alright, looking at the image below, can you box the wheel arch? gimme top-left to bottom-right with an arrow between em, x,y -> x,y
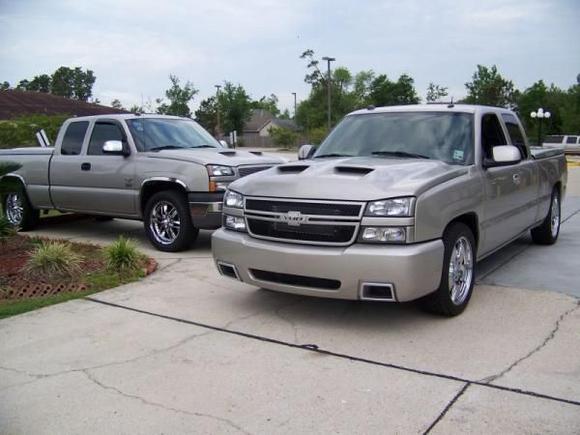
444,212 -> 479,249
140,178 -> 188,215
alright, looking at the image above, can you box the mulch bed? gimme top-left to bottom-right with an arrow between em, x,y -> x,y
0,236 -> 156,303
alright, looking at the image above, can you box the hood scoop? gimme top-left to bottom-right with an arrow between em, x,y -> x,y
219,150 -> 237,156
278,165 -> 309,173
249,151 -> 263,156
335,166 -> 374,175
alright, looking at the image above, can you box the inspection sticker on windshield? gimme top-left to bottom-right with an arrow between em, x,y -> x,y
453,150 -> 464,161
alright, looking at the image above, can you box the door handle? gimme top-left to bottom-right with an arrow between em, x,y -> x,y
512,173 -> 521,185
81,162 -> 91,171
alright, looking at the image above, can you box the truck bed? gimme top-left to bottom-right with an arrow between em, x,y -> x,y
530,146 -> 564,160
0,147 -> 54,156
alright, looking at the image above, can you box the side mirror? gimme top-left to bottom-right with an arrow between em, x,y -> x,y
102,140 -> 129,156
219,140 -> 230,148
298,144 -> 316,160
484,145 -> 521,168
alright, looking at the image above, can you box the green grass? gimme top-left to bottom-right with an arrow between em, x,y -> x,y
0,268 -> 144,320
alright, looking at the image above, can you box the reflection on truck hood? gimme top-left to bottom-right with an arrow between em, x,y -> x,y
143,148 -> 286,166
230,157 -> 469,201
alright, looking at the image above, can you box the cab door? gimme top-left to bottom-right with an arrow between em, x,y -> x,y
479,113 -> 533,254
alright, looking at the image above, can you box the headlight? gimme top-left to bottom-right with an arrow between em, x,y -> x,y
224,215 -> 247,232
224,190 -> 244,208
207,165 -> 235,177
365,197 -> 413,217
359,227 -> 406,243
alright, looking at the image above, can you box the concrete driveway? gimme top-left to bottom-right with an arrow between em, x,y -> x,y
1,169 -> 579,434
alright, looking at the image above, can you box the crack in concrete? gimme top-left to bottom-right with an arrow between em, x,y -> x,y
423,382 -> 470,434
480,300 -> 580,384
81,370 -> 252,434
273,301 -> 304,345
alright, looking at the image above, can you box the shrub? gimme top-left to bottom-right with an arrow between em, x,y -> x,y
24,241 -> 83,278
307,126 -> 329,145
0,114 -> 68,149
269,126 -> 299,148
104,237 -> 143,272
0,216 -> 17,242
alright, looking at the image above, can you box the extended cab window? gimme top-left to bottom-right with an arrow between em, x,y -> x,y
501,113 -> 528,158
61,121 -> 89,155
88,122 -> 125,155
566,136 -> 578,144
481,114 -> 508,160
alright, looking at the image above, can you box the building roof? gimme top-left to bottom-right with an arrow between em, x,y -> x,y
244,109 -> 275,132
0,89 -> 129,120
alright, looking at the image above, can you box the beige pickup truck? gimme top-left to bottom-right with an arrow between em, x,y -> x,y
212,104 -> 567,316
0,114 -> 284,251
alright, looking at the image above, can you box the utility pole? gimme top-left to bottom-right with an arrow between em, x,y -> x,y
214,84 -> 221,138
292,92 -> 297,119
321,56 -> 335,130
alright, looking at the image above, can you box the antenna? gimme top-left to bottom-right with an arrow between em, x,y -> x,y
447,97 -> 454,108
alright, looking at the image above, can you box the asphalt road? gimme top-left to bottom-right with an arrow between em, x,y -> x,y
1,166 -> 579,434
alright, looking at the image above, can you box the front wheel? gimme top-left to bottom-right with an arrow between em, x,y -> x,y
420,223 -> 476,317
531,188 -> 560,245
144,190 -> 198,252
2,189 -> 39,231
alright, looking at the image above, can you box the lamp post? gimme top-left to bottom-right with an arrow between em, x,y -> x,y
321,56 -> 335,130
214,84 -> 221,138
530,107 -> 551,146
291,92 -> 297,119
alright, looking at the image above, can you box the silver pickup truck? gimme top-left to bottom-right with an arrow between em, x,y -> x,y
212,104 -> 567,316
0,114 -> 284,251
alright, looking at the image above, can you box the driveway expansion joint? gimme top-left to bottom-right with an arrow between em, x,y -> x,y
423,382 -> 471,435
83,296 -> 580,408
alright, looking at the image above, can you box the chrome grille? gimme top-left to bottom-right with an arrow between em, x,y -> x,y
238,165 -> 272,178
244,198 -> 363,246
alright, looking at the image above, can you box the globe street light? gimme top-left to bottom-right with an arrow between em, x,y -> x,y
530,107 -> 551,146
321,56 -> 335,131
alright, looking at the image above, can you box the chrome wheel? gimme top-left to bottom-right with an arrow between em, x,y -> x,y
448,236 -> 473,305
5,193 -> 24,226
149,201 -> 181,245
550,194 -> 560,239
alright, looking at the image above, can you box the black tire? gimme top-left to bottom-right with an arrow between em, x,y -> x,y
531,188 -> 560,245
144,190 -> 198,252
420,222 -> 476,317
2,186 -> 39,231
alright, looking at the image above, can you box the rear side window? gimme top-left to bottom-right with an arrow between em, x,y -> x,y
481,114 -> 507,160
88,122 -> 125,155
501,113 -> 528,158
566,136 -> 577,144
61,121 -> 89,155
544,135 -> 564,144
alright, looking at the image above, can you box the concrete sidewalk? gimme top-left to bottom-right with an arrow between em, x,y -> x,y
1,170 -> 579,433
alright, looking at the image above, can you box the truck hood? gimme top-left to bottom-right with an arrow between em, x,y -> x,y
230,157 -> 469,201
143,148 -> 286,166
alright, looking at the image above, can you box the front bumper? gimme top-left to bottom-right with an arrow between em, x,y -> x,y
211,228 -> 445,302
188,192 -> 223,229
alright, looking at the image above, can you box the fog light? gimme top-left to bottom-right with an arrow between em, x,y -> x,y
360,226 -> 406,243
225,215 -> 246,232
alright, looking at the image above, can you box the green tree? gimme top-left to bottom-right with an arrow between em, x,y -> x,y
426,82 -> 448,102
194,96 -> 218,134
50,66 -> 96,101
368,74 -> 420,106
128,104 -> 144,113
269,126 -> 298,148
156,75 -> 198,117
0,81 -> 9,91
217,82 -> 252,134
279,108 -> 291,120
16,79 -> 30,90
250,94 -> 280,116
27,74 -> 51,93
463,65 -> 517,108
111,99 -> 124,110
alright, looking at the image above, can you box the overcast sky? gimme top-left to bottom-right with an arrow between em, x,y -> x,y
1,0 -> 579,113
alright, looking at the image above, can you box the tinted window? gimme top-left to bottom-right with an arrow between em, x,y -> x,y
313,112 -> 475,165
544,135 -> 564,144
481,114 -> 507,160
61,121 -> 89,155
501,113 -> 527,157
88,122 -> 125,155
566,136 -> 577,144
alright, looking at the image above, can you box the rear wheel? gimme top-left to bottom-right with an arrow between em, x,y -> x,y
144,190 -> 198,252
421,222 -> 476,317
2,189 -> 39,231
531,187 -> 560,245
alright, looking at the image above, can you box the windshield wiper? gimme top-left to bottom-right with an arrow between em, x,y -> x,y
314,153 -> 354,159
148,145 -> 185,152
371,150 -> 431,159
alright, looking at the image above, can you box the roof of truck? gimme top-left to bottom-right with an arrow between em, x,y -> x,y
63,113 -> 190,122
348,104 -> 515,116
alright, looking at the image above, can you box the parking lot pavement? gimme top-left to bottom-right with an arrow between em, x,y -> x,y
1,169 -> 579,433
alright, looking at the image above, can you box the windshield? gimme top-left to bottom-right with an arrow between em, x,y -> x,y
126,118 -> 221,152
314,112 -> 475,165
